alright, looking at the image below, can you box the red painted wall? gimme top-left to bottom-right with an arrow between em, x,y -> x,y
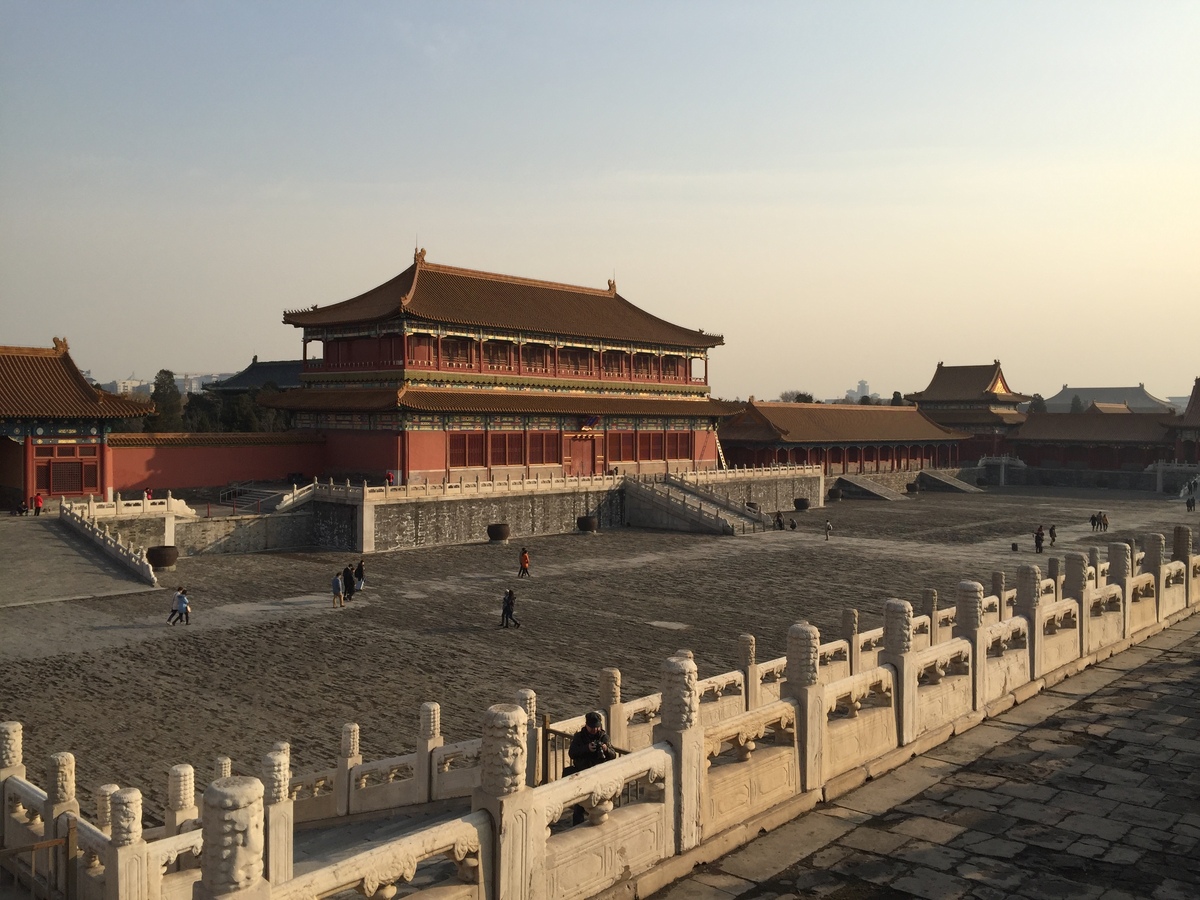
321,430 -> 401,478
111,442 -> 326,492
406,431 -> 447,476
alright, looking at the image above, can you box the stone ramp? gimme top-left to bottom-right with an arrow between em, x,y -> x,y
0,516 -> 158,607
664,475 -> 773,533
919,469 -> 984,493
623,478 -> 736,535
835,475 -> 911,501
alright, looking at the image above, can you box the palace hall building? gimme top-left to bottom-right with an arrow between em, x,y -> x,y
905,360 -> 1030,460
263,251 -> 740,484
0,339 -> 152,504
719,401 -> 966,474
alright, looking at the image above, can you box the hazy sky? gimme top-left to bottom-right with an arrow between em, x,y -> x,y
2,2 -> 1198,402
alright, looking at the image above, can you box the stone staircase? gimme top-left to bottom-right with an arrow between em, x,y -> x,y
623,478 -> 737,534
834,475 -> 911,501
663,474 -> 773,532
918,470 -> 985,493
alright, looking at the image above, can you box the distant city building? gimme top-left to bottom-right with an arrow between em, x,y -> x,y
827,379 -> 880,405
1043,384 -> 1176,414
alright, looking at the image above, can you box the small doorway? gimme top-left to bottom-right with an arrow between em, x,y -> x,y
568,438 -> 595,476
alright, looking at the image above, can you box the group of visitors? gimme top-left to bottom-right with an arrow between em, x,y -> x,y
499,547 -> 531,627
9,492 -> 43,516
1090,511 -> 1110,532
1032,524 -> 1057,553
331,560 -> 366,607
771,512 -> 799,531
167,588 -> 191,625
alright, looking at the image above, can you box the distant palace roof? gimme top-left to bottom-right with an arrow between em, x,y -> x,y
0,339 -> 153,420
260,386 -> 741,418
719,402 -> 967,445
905,361 -> 1031,405
206,357 -> 304,394
1009,412 -> 1175,445
282,250 -> 723,349
1043,384 -> 1176,414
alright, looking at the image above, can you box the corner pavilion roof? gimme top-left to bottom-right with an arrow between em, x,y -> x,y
719,401 -> 967,445
281,251 -> 723,349
0,339 -> 153,420
1180,378 -> 1200,428
905,361 -> 1031,405
260,386 -> 741,418
1042,384 -> 1176,414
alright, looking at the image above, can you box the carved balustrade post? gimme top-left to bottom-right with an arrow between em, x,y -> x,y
516,689 -> 541,788
215,756 -> 232,782
880,599 -> 917,745
955,581 -> 986,712
416,702 -> 443,802
739,634 -> 761,710
1108,543 -> 1134,639
1175,526 -> 1198,609
105,788 -> 147,900
44,750 -> 80,888
165,764 -> 198,837
195,777 -> 269,900
1016,565 -> 1045,679
96,784 -> 119,833
471,704 -> 540,900
0,723 -> 24,854
1048,557 -> 1062,602
784,622 -> 823,793
922,589 -> 939,645
841,611 -> 860,675
335,723 -> 361,817
262,750 -> 293,886
1064,553 -> 1091,657
599,668 -> 626,751
1143,533 -> 1167,623
659,654 -> 702,853
991,572 -> 1009,621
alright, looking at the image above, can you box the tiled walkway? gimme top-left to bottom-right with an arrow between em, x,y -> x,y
656,613 -> 1200,900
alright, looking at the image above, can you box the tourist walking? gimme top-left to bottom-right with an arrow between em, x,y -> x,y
1049,524 -> 1057,547
354,559 -> 365,591
825,520 -> 833,541
1034,525 -> 1045,554
33,492 -> 43,516
1101,512 -> 1109,532
518,548 -> 530,577
774,512 -> 784,531
342,565 -> 356,602
1090,513 -> 1098,532
167,587 -> 185,624
385,470 -> 394,487
499,589 -> 520,628
331,572 -> 344,608
565,711 -> 617,823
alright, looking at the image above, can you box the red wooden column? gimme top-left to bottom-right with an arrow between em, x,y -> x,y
100,440 -> 114,500
22,436 -> 35,504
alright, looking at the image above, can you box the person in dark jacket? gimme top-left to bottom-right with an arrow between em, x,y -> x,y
342,565 -> 355,602
500,589 -> 520,628
566,711 -> 617,824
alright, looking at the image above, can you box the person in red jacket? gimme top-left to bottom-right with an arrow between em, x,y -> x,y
33,492 -> 44,516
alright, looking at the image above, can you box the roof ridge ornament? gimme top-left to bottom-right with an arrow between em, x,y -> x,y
608,278 -> 616,293
415,247 -> 427,264
53,336 -> 69,353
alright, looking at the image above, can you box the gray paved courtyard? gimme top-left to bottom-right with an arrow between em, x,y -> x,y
1,487 -> 1197,843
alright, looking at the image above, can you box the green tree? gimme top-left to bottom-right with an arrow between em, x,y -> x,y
1069,394 -> 1084,414
1029,393 -> 1047,414
182,391 -> 223,432
144,370 -> 183,432
890,391 -> 904,406
778,390 -> 814,403
858,394 -> 875,405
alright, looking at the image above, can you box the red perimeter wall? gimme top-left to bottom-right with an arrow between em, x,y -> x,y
321,430 -> 401,478
111,442 -> 326,492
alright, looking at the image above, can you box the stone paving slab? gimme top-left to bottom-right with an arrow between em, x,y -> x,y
652,613 -> 1200,899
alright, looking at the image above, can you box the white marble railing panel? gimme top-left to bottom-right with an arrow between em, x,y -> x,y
1086,586 -> 1125,654
350,754 -> 419,814
1160,561 -> 1188,618
274,810 -> 489,900
978,618 -> 1030,705
146,829 -> 204,900
1128,573 -> 1158,634
823,667 -> 897,780
911,615 -> 932,652
546,802 -> 669,900
858,628 -> 885,671
911,639 -> 974,738
431,740 -> 482,801
697,672 -> 745,727
818,640 -> 851,685
981,596 -> 1001,627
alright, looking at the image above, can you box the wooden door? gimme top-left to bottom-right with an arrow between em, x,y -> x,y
568,438 -> 595,476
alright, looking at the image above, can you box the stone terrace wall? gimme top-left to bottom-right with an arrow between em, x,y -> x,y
701,472 -> 823,513
369,488 -> 623,551
996,466 -> 1157,491
101,512 -> 316,557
